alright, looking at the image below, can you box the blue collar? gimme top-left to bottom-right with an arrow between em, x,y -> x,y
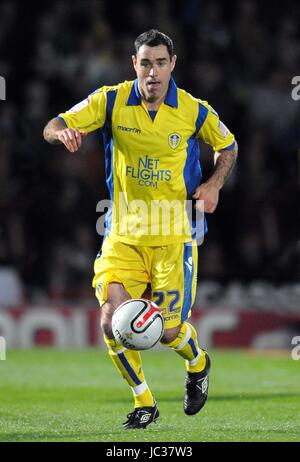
127,77 -> 178,108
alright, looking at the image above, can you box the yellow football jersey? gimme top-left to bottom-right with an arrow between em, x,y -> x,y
58,78 -> 235,246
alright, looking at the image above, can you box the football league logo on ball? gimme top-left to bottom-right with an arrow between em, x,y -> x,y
168,133 -> 181,149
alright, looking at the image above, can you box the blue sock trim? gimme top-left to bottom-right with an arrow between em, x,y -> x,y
188,338 -> 199,358
118,352 -> 142,385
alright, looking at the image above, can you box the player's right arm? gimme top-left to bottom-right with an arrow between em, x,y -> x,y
43,117 -> 87,153
43,87 -> 108,152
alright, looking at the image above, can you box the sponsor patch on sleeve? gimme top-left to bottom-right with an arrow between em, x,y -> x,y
210,106 -> 219,117
67,98 -> 90,114
218,120 -> 229,138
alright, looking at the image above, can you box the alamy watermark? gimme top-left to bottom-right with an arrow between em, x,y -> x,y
96,195 -> 205,244
0,336 -> 6,360
291,76 -> 300,101
291,336 -> 300,360
0,75 -> 6,100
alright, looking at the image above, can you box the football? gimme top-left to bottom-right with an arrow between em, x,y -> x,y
112,299 -> 164,350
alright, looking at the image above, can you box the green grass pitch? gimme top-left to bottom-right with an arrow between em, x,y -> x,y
0,348 -> 299,442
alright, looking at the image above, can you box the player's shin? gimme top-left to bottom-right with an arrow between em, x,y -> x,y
161,322 -> 207,373
103,335 -> 154,408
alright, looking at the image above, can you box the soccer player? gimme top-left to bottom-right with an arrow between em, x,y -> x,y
44,29 -> 238,429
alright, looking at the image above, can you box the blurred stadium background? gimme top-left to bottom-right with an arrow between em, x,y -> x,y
0,0 -> 299,351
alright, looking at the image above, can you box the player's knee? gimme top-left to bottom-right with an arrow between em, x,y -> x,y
160,325 -> 181,344
100,304 -> 114,338
100,318 -> 113,338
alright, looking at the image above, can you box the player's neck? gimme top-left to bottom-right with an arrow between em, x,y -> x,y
144,102 -> 160,111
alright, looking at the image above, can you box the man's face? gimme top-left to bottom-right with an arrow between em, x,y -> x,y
132,44 -> 176,104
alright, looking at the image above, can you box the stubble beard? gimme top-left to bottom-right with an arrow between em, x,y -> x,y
145,94 -> 157,103
141,84 -> 160,103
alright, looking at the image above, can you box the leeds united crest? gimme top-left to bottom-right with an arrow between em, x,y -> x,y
168,133 -> 181,149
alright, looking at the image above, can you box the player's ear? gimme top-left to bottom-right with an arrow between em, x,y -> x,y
171,55 -> 177,72
132,55 -> 137,71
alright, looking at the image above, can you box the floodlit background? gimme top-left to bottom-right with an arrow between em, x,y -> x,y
0,0 -> 299,350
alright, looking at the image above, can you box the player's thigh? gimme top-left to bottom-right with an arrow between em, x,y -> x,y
92,236 -> 149,306
151,241 -> 198,329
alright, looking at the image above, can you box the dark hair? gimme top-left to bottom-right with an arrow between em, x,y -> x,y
134,29 -> 174,59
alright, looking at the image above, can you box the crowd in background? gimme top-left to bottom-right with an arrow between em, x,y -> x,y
0,0 -> 299,306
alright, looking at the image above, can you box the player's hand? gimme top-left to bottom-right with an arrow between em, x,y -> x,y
56,128 -> 88,153
193,182 -> 220,213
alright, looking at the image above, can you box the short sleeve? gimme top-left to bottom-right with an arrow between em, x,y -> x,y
57,88 -> 107,133
197,101 -> 236,152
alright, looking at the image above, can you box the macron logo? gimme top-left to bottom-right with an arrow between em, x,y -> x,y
117,125 -> 141,134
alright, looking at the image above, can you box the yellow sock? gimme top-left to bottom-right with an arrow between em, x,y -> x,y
103,336 -> 154,408
134,388 -> 154,408
161,322 -> 206,373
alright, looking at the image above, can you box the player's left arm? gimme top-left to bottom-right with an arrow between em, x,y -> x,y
194,102 -> 238,213
193,144 -> 238,213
